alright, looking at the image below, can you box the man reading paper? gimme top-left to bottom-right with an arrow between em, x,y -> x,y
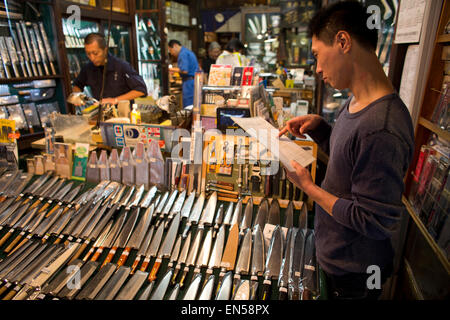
279,1 -> 414,300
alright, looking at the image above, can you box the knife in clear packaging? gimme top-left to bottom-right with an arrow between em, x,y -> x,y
268,198 -> 281,226
260,224 -> 283,300
233,227 -> 252,295
278,227 -> 297,300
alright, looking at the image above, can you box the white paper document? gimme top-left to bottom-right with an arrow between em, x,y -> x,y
231,116 -> 316,172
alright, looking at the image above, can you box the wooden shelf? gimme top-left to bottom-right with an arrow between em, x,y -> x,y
0,75 -> 63,84
402,196 -> 450,274
418,116 -> 450,142
437,33 -> 450,43
135,9 -> 159,14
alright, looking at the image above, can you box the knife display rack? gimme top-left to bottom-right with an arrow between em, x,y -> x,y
202,135 -> 317,210
0,170 -> 323,300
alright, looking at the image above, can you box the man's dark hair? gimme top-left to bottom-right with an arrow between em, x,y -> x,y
84,32 -> 107,49
225,39 -> 245,53
307,1 -> 378,51
168,39 -> 181,48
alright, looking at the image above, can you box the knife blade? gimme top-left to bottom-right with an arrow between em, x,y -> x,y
180,191 -> 196,219
161,189 -> 178,217
278,227 -> 297,300
301,230 -> 318,300
94,266 -> 131,300
150,268 -> 173,300
182,192 -> 205,237
179,228 -> 203,287
253,198 -> 269,230
115,270 -> 148,300
167,283 -> 180,300
91,210 -> 127,262
268,198 -> 281,226
148,212 -> 181,282
195,228 -> 213,270
154,191 -> 169,217
198,274 -> 215,300
139,185 -> 157,208
218,223 -> 239,290
198,191 -> 217,227
57,260 -> 99,300
171,231 -> 191,285
137,281 -> 155,300
233,279 -> 251,300
126,184 -> 145,210
240,197 -> 253,236
221,201 -> 234,227
167,234 -> 182,270
101,207 -> 140,267
75,263 -> 116,300
233,227 -> 252,295
130,206 -> 155,274
167,189 -> 186,220
230,198 -> 243,227
117,204 -> 155,268
182,273 -> 202,300
79,218 -> 114,263
298,203 -> 308,230
215,271 -> 232,300
284,201 -> 294,229
212,204 -> 224,239
260,225 -> 284,300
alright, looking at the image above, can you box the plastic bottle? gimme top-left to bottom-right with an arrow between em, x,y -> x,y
131,103 -> 141,124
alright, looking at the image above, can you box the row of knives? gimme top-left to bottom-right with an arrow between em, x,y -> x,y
0,170 -> 319,300
0,21 -> 57,79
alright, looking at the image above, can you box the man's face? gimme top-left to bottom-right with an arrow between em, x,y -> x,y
311,35 -> 349,90
209,48 -> 221,60
168,45 -> 179,58
85,41 -> 107,67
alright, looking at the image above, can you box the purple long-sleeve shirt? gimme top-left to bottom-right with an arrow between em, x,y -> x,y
309,93 -> 414,276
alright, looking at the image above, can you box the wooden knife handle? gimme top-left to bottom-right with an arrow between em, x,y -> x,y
278,287 -> 288,300
148,258 -> 161,282
91,247 -> 104,262
68,242 -> 88,264
260,279 -> 272,301
2,287 -> 19,300
7,237 -> 28,256
45,206 -> 56,218
0,229 -> 14,247
83,246 -> 96,262
116,247 -> 131,267
140,256 -> 151,272
130,255 -> 141,275
171,265 -> 181,286
0,195 -> 6,202
4,232 -> 24,253
101,247 -> 117,268
38,202 -> 50,213
0,285 -> 9,297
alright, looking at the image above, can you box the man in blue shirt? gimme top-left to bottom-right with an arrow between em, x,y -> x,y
72,33 -> 147,105
168,40 -> 199,108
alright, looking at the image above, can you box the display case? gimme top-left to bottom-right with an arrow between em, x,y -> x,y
241,7 -> 281,72
135,11 -> 164,99
0,0 -> 66,149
